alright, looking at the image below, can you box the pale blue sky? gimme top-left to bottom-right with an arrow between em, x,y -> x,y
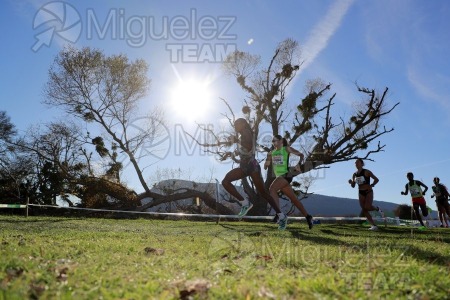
2,0 -> 450,211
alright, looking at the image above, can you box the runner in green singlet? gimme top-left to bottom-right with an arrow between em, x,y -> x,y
264,135 -> 313,229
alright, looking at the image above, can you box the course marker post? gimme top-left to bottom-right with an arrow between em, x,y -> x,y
0,202 -> 28,217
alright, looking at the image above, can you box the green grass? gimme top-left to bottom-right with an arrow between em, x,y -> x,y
0,215 -> 449,299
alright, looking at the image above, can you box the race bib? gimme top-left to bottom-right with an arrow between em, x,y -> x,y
410,186 -> 421,197
272,155 -> 283,165
355,176 -> 366,185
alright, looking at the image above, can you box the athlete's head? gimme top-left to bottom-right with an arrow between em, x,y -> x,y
272,135 -> 288,147
355,158 -> 364,168
407,172 -> 414,180
433,177 -> 440,184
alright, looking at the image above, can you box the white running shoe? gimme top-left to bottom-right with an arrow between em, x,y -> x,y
369,225 -> 379,231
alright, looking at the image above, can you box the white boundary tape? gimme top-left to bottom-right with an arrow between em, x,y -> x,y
27,204 -> 409,222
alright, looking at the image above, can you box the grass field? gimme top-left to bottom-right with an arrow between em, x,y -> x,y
0,215 -> 449,299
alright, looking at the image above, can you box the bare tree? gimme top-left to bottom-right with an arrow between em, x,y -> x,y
191,39 -> 399,215
44,46 -> 161,194
43,47 -> 233,212
42,47 -> 167,198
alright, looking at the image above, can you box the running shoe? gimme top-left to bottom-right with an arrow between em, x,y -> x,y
418,226 -> 427,231
306,215 -> 313,229
368,225 -> 379,231
278,214 -> 288,230
238,202 -> 253,217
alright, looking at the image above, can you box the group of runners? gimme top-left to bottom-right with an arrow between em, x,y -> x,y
221,118 -> 450,230
401,173 -> 450,228
221,118 -> 312,230
350,161 -> 450,230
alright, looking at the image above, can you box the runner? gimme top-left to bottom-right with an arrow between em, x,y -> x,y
221,118 -> 288,230
431,177 -> 450,228
264,135 -> 313,229
348,158 -> 383,231
401,172 -> 429,228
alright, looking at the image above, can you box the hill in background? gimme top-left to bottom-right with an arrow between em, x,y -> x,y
145,179 -> 414,217
299,193 -> 398,217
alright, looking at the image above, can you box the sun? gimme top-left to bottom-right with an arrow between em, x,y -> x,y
170,79 -> 211,121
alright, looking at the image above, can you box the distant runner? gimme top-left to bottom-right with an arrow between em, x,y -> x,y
431,177 -> 450,228
348,158 -> 383,231
401,172 -> 429,228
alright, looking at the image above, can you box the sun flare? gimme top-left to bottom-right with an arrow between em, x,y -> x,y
170,80 -> 211,121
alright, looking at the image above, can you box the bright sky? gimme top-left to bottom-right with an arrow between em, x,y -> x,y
2,0 -> 450,212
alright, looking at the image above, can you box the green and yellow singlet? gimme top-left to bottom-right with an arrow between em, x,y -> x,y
271,147 -> 289,177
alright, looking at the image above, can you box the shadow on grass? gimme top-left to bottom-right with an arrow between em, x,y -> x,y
146,218 -> 449,269
407,245 -> 449,266
217,222 -> 358,249
298,225 -> 450,268
218,223 -> 279,233
294,231 -> 340,244
165,220 -> 450,269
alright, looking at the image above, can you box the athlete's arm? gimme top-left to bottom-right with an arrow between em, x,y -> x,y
286,146 -> 304,162
440,184 -> 450,198
417,181 -> 428,195
263,153 -> 272,170
367,170 -> 379,187
401,183 -> 409,195
348,173 -> 356,188
286,146 -> 304,173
